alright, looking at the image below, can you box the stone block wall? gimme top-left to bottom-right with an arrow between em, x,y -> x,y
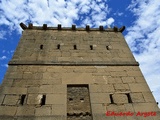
0,26 -> 159,120
10,30 -> 137,65
0,65 -> 159,119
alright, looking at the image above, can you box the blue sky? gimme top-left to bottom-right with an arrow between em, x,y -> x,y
0,0 -> 160,107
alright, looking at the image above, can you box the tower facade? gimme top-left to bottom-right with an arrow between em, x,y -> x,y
0,23 -> 159,120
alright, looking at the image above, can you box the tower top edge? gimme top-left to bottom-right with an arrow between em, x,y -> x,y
20,23 -> 125,33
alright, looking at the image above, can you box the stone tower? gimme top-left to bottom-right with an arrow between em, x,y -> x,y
0,23 -> 159,120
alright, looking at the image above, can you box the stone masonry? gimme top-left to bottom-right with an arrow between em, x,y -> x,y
0,23 -> 159,120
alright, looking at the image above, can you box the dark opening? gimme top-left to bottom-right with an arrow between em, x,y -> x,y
106,46 -> 109,50
80,98 -> 84,102
41,95 -> 46,106
90,45 -> 93,50
80,98 -> 84,100
126,93 -> 132,103
109,94 -> 114,104
40,45 -> 43,49
20,95 -> 26,105
57,44 -> 60,49
69,98 -> 73,101
73,45 -> 77,50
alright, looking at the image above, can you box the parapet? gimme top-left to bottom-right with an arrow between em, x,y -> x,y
20,22 -> 125,33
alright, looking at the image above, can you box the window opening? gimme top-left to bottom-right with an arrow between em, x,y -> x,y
90,45 -> 93,50
80,98 -> 84,102
126,93 -> 132,103
40,45 -> 43,49
41,95 -> 46,106
109,94 -> 114,104
69,98 -> 73,101
20,95 -> 26,105
106,46 -> 109,50
57,44 -> 60,49
73,45 -> 77,50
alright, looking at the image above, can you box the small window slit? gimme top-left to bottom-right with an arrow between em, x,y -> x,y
90,45 -> 93,50
69,98 -> 73,101
40,45 -> 43,49
73,45 -> 77,50
126,93 -> 132,103
106,46 -> 109,50
41,95 -> 46,106
20,95 -> 26,105
109,94 -> 114,104
57,44 -> 60,49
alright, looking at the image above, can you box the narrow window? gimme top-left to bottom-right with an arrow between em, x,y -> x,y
41,95 -> 46,106
126,93 -> 132,103
109,94 -> 114,104
106,46 -> 109,50
73,45 -> 77,50
80,98 -> 84,102
57,44 -> 60,49
40,45 -> 43,49
20,95 -> 26,105
69,98 -> 73,101
90,45 -> 93,50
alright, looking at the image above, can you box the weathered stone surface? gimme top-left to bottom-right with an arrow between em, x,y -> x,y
90,93 -> 110,104
142,92 -> 157,102
3,94 -> 20,106
91,104 -> 106,114
2,87 -> 27,94
0,27 -> 159,120
130,93 -> 145,103
114,83 -> 130,92
62,73 -> 93,84
27,94 -> 42,105
0,106 -> 17,116
133,103 -> 159,112
35,106 -> 51,116
16,106 -> 35,116
52,104 -> 66,116
129,83 -> 150,92
46,94 -> 66,105
89,84 -> 114,93
112,93 -> 128,104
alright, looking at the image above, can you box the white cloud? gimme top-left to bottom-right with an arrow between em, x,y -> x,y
1,64 -> 8,68
0,30 -> 7,39
0,56 -> 7,60
106,17 -> 115,25
126,0 -> 160,107
0,0 -> 113,31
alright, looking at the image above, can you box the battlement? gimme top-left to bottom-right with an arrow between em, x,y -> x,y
20,22 -> 125,32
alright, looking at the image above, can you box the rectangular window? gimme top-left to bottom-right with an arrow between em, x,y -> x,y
57,44 -> 60,49
73,45 -> 77,50
20,95 -> 26,105
109,94 -> 114,104
41,95 -> 46,106
90,45 -> 93,50
126,93 -> 132,103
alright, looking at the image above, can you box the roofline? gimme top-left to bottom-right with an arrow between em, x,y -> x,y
20,23 -> 125,33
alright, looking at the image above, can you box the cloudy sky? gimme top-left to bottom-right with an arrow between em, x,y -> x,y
0,0 -> 160,107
